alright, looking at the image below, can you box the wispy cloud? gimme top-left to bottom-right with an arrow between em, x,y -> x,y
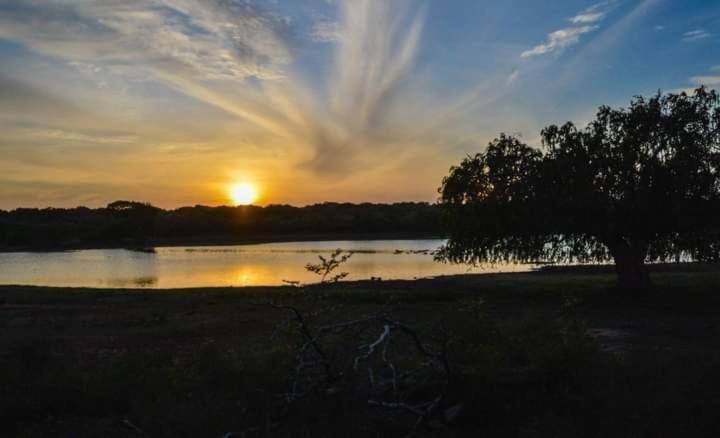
312,20 -> 343,43
690,75 -> 720,87
683,29 -> 712,42
676,65 -> 720,93
29,129 -> 136,145
547,0 -> 661,91
569,1 -> 609,25
506,69 -> 520,85
570,12 -> 605,24
572,1 -> 613,21
0,0 -> 295,81
522,26 -> 599,58
1,0 -> 503,184
521,2 -> 612,58
3,0 -> 687,208
305,0 -> 428,173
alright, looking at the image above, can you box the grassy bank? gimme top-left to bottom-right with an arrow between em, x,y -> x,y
3,271 -> 720,436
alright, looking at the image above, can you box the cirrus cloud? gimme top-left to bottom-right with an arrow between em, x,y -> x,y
521,1 -> 613,58
0,0 -> 295,81
521,25 -> 599,58
683,29 -> 713,42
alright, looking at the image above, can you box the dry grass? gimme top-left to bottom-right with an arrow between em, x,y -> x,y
3,270 -> 720,436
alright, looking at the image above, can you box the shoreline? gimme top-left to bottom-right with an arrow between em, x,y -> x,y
0,232 -> 445,254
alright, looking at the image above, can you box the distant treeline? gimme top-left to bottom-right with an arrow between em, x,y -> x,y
0,201 -> 444,251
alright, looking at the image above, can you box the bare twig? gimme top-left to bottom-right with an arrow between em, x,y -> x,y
257,296 -> 454,435
354,324 -> 392,370
122,418 -> 148,436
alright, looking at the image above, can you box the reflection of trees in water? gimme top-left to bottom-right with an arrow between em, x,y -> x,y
134,277 -> 158,287
184,248 -> 431,255
106,276 -> 158,288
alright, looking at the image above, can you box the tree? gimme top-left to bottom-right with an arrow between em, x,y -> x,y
438,88 -> 720,291
105,201 -> 160,242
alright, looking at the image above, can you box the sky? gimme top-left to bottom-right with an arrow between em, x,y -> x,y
0,0 -> 719,209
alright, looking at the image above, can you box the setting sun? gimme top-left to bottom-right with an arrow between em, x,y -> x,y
229,183 -> 259,206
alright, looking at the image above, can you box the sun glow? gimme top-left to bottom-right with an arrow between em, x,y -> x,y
229,183 -> 259,206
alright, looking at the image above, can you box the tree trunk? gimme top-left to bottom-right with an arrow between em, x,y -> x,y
613,248 -> 650,293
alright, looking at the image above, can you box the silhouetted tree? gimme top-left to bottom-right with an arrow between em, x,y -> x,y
0,202 -> 443,251
105,201 -> 159,243
439,87 -> 720,291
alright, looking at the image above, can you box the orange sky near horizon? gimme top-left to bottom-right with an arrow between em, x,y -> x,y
2,0 -> 716,210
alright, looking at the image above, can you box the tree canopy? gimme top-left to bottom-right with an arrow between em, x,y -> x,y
438,87 -> 720,290
0,202 -> 442,251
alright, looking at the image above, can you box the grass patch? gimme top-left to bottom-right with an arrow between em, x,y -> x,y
2,270 -> 720,436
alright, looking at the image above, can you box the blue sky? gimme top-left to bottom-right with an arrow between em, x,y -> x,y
0,0 -> 718,208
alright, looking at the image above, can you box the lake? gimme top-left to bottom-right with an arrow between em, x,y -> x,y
0,239 -> 533,289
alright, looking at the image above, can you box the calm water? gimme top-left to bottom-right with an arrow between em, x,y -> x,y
0,240 -> 532,289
